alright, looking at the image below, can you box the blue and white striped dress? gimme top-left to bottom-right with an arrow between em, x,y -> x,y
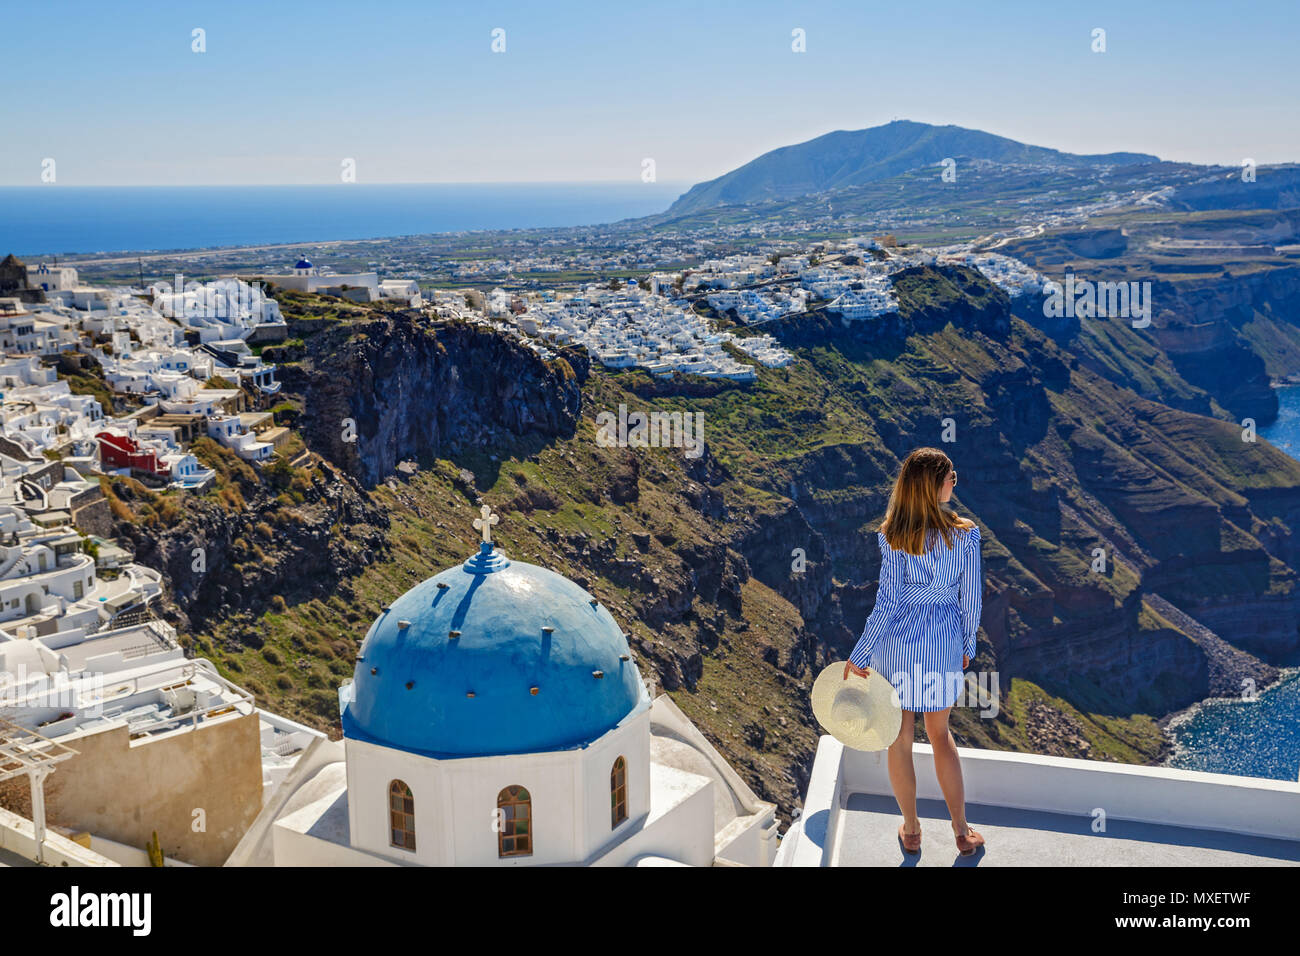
848,524 -> 982,712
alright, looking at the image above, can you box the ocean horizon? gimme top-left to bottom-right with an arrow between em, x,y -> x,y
0,182 -> 688,258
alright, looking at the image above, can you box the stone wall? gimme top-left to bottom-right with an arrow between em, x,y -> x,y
41,712 -> 264,867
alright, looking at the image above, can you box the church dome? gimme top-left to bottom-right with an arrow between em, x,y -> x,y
294,258 -> 313,269
341,530 -> 649,758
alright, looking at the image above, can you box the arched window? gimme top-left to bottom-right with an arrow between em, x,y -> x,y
611,756 -> 628,828
497,785 -> 532,857
389,780 -> 415,851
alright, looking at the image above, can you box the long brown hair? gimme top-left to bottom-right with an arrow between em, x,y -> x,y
879,447 -> 974,555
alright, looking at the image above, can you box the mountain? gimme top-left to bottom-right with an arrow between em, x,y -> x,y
667,120 -> 1160,215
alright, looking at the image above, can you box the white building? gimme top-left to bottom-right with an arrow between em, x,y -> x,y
378,279 -> 423,307
150,277 -> 283,342
229,519 -> 779,867
830,286 -> 899,321
486,287 -> 511,319
159,451 -> 215,491
0,617 -> 323,866
206,415 -> 273,462
0,505 -> 159,634
935,250 -> 1045,297
253,260 -> 381,302
25,263 -> 79,293
0,300 -> 63,355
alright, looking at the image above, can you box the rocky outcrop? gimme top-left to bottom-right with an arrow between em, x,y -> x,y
112,461 -> 388,632
1148,275 -> 1283,424
1144,593 -> 1278,697
736,503 -> 835,623
278,312 -> 586,486
0,253 -> 47,304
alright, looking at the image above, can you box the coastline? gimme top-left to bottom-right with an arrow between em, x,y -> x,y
1155,666 -> 1300,769
1146,383 -> 1300,777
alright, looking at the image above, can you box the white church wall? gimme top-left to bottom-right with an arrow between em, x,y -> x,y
343,712 -> 659,866
346,735 -> 588,865
346,737 -> 457,865
276,741 -> 715,867
579,709 -> 651,859
590,762 -> 715,867
259,273 -> 380,296
713,807 -> 777,867
444,749 -> 580,865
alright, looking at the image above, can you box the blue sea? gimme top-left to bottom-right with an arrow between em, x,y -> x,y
1259,384 -> 1300,460
1164,385 -> 1300,783
1165,669 -> 1300,781
0,182 -> 687,257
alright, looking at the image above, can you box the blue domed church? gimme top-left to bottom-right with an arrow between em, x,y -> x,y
230,508 -> 779,867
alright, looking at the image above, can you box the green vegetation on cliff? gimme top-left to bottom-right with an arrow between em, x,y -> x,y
104,273 -> 1300,823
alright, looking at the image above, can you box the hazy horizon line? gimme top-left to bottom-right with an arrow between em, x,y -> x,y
0,180 -> 694,190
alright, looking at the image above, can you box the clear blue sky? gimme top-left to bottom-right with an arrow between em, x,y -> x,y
5,0 -> 1297,185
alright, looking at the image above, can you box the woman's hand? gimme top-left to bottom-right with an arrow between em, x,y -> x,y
844,661 -> 871,680
962,655 -> 970,669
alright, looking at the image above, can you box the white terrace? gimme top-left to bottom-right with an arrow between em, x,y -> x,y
776,736 -> 1300,867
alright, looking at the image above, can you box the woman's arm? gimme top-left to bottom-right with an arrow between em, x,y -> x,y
958,525 -> 982,660
848,534 -> 902,668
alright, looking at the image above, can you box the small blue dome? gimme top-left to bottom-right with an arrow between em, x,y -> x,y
294,259 -> 313,269
341,543 -> 649,758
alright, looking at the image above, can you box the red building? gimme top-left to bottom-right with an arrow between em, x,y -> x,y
95,432 -> 171,480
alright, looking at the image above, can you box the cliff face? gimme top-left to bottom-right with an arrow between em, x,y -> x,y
288,272 -> 1300,725
111,460 -> 389,634
278,313 -> 586,487
755,270 -> 1300,707
127,270 -> 1300,823
1150,265 -> 1300,422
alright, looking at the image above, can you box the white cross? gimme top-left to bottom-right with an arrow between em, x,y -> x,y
473,504 -> 499,545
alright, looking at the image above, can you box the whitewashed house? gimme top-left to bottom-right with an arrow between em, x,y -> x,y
206,415 -> 273,462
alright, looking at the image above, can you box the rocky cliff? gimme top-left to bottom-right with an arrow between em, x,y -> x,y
109,459 -> 388,635
1148,265 -> 1300,422
277,312 -> 585,487
745,269 -> 1300,718
126,270 -> 1300,823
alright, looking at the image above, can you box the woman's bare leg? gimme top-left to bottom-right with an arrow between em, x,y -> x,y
923,707 -> 970,834
887,709 -> 920,834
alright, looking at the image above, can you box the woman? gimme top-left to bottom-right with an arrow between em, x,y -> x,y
843,446 -> 985,857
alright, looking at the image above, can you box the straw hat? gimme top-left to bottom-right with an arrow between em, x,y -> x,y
810,662 -> 902,751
